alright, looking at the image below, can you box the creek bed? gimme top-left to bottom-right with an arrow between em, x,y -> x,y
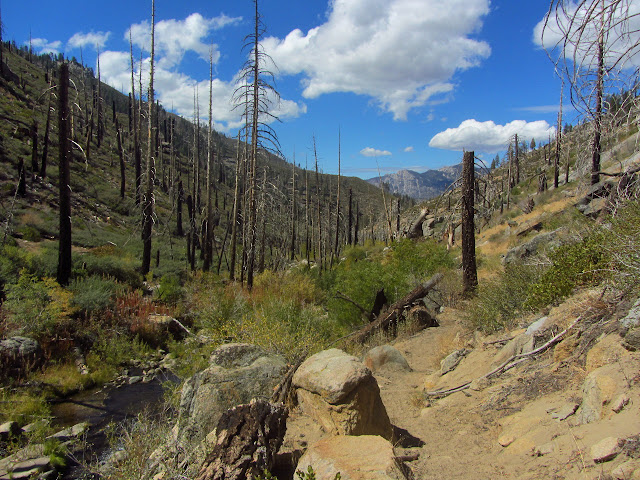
50,369 -> 180,479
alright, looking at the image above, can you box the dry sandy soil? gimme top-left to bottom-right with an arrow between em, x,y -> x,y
375,291 -> 640,480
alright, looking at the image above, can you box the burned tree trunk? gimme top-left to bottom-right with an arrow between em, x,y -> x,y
196,399 -> 287,480
57,63 -> 72,286
353,273 -> 442,344
406,208 -> 429,239
461,151 -> 478,295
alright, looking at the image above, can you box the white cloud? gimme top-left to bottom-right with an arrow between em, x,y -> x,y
404,146 -> 414,153
99,50 -> 306,132
68,31 -> 111,50
533,0 -> 640,69
262,0 -> 490,120
429,119 -> 555,153
30,38 -> 62,55
360,147 -> 392,157
127,13 -> 241,69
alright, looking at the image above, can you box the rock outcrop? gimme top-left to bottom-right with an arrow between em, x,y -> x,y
177,343 -> 287,445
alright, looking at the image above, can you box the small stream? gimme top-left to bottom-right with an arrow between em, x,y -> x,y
50,369 -> 180,479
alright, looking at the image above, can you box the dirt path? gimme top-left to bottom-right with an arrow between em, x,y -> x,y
375,298 -> 640,480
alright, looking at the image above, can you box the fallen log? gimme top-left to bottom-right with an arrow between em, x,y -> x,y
196,399 -> 288,480
406,208 -> 430,239
352,273 -> 443,344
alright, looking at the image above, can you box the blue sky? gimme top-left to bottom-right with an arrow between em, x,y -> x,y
3,0 -> 572,178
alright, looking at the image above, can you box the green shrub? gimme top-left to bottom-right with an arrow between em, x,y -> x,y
3,271 -> 75,339
524,234 -> 608,310
467,264 -> 543,333
155,275 -> 183,305
70,275 -> 120,315
87,330 -> 152,370
607,198 -> 640,290
80,252 -> 141,288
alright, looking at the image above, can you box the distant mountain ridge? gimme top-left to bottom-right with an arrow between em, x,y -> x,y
367,164 -> 464,201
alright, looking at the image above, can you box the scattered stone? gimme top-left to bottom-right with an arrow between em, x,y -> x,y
0,445 -> 47,479
611,394 -> 630,413
623,327 -> 640,351
21,419 -> 49,434
491,334 -> 534,369
502,229 -> 563,265
591,437 -> 621,463
46,422 -> 89,442
550,403 -> 579,421
498,434 -> 516,447
293,349 -> 393,439
0,421 -> 21,441
296,435 -> 409,480
128,375 -> 142,385
533,442 -> 556,457
621,299 -> 640,329
363,345 -> 411,374
440,349 -> 468,375
469,377 -> 490,392
526,317 -> 548,335
533,442 -> 555,456
515,220 -> 542,236
612,460 -> 640,480
578,366 -> 619,425
0,337 -> 42,379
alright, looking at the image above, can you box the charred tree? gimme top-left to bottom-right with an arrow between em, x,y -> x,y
141,0 -> 156,275
461,151 -> 478,295
57,63 -> 72,286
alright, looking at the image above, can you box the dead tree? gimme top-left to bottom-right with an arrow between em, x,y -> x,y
406,208 -> 429,239
57,63 -> 72,286
461,151 -> 478,295
196,399 -> 287,480
141,0 -> 156,275
353,273 -> 443,344
542,0 -> 640,186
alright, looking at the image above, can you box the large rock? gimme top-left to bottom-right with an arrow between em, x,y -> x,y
621,299 -> 640,329
296,435 -> 408,480
363,345 -> 411,374
0,337 -> 42,378
293,349 -> 392,439
578,369 -> 618,424
502,229 -> 563,265
177,343 -> 287,445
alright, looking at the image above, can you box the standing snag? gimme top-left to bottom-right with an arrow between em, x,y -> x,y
57,63 -> 72,286
461,151 -> 478,295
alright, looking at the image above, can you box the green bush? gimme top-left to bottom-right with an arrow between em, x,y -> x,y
467,264 -> 543,333
524,234 -> 607,310
80,252 -> 141,288
326,239 -> 452,327
155,275 -> 183,305
3,271 -> 75,339
607,198 -> 640,290
69,275 -> 120,315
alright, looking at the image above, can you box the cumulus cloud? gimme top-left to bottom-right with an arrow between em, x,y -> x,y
533,0 -> 640,69
99,51 -> 306,132
30,38 -> 62,55
262,0 -> 490,120
68,31 -> 111,50
128,13 -> 241,69
360,147 -> 392,157
429,119 -> 555,153
404,146 -> 414,153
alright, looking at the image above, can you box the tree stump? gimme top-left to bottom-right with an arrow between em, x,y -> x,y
196,399 -> 288,480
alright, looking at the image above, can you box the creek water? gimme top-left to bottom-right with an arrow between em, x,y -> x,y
50,369 -> 179,479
